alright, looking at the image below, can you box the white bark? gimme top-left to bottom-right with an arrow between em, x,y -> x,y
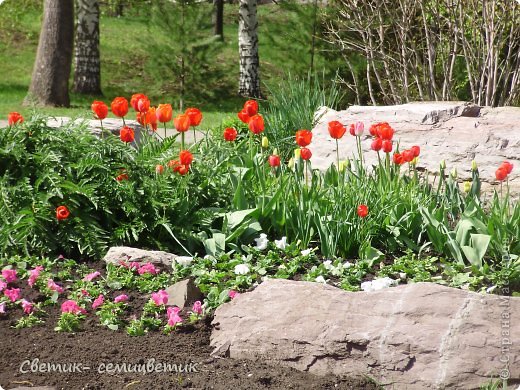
238,0 -> 260,98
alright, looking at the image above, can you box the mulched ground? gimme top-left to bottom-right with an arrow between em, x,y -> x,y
0,262 -> 378,390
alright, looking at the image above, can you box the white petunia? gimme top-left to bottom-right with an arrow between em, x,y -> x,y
254,233 -> 269,250
323,260 -> 333,270
275,236 -> 288,250
301,249 -> 312,256
176,256 -> 193,267
315,276 -> 326,284
234,264 -> 250,275
343,261 -> 352,269
399,272 -> 407,280
360,277 -> 397,292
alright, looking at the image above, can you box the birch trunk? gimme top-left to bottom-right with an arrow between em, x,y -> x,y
26,0 -> 74,107
238,0 -> 261,98
73,0 -> 101,94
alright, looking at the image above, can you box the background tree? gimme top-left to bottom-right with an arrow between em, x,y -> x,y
73,0 -> 102,95
213,0 -> 224,40
238,0 -> 261,98
26,0 -> 74,107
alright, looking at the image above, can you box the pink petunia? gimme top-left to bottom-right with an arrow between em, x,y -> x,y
151,290 -> 168,306
47,279 -> 64,294
21,299 -> 34,314
114,294 -> 128,303
81,289 -> 90,297
0,279 -> 6,292
61,300 -> 87,315
167,306 -> 183,327
138,263 -> 158,275
92,294 -> 104,310
1,269 -> 17,284
4,288 -> 20,302
228,290 -> 239,300
28,266 -> 44,287
0,302 -> 5,314
192,301 -> 202,315
83,271 -> 101,282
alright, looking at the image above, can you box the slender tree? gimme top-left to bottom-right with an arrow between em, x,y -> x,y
73,0 -> 102,95
238,0 -> 261,98
26,0 -> 74,107
213,0 -> 224,40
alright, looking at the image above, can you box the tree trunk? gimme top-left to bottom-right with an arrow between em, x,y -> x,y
238,0 -> 261,98
26,0 -> 74,107
73,0 -> 101,95
213,0 -> 224,40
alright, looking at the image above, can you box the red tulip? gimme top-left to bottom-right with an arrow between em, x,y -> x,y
156,104 -> 173,123
168,159 -> 180,171
8,112 -> 24,126
378,123 -> 394,140
179,150 -> 193,166
410,145 -> 420,157
147,107 -> 157,131
268,155 -> 281,167
495,168 -> 508,181
499,161 -> 513,175
56,206 -> 70,221
111,97 -> 129,118
369,124 -> 379,137
137,97 -> 150,113
120,126 -> 135,143
402,149 -> 414,163
244,100 -> 258,116
382,139 -> 393,153
130,94 -> 147,111
393,153 -> 404,165
91,101 -> 108,120
174,114 -> 191,132
238,109 -> 250,124
248,114 -> 265,135
371,137 -> 383,152
295,130 -> 312,147
185,107 -> 202,127
116,173 -> 129,181
357,204 -> 368,218
300,147 -> 312,160
156,165 -> 164,174
328,121 -> 346,139
177,165 -> 189,176
223,127 -> 238,142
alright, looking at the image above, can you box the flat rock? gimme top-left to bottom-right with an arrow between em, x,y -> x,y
103,246 -> 176,267
8,387 -> 56,390
211,279 -> 519,389
312,102 -> 520,194
165,279 -> 203,308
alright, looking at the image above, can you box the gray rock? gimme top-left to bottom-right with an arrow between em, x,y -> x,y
165,279 -> 203,308
211,279 -> 519,389
9,387 -> 57,390
103,246 -> 177,267
311,102 -> 520,194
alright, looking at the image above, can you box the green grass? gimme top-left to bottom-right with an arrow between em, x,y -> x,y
0,1 -> 335,127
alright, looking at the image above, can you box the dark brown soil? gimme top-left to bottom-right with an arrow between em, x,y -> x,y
0,281 -> 378,390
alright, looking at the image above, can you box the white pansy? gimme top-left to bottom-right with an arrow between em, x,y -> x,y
301,249 -> 312,256
234,263 -> 250,275
323,260 -> 333,270
275,236 -> 288,250
176,256 -> 193,267
360,277 -> 397,292
315,275 -> 326,284
254,233 -> 269,250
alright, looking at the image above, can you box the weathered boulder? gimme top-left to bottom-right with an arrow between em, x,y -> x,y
165,279 -> 204,308
103,246 -> 176,267
312,102 -> 520,194
211,279 -> 519,389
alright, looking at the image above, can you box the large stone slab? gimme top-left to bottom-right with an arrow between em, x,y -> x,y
312,102 -> 520,194
211,279 -> 519,389
103,246 -> 177,267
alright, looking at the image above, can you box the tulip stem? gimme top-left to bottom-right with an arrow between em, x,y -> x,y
193,126 -> 197,143
164,122 -> 167,139
336,139 -> 340,171
122,117 -> 126,126
100,119 -> 104,139
356,136 -> 364,175
181,132 -> 185,151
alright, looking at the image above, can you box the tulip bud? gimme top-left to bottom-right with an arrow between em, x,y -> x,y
450,168 -> 457,178
261,136 -> 269,149
440,160 -> 446,169
463,181 -> 471,193
411,157 -> 419,166
471,160 -> 478,171
288,158 -> 295,170
294,148 -> 301,160
338,161 -> 346,172
272,148 -> 278,156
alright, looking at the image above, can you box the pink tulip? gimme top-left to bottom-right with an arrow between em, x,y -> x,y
151,290 -> 168,306
114,294 -> 128,303
28,266 -> 44,287
192,301 -> 202,315
92,294 -> 104,310
47,279 -> 64,294
353,121 -> 364,136
61,300 -> 87,315
83,271 -> 101,282
167,306 -> 182,327
0,279 -> 6,292
1,269 -> 17,284
4,288 -> 20,302
0,302 -> 5,314
228,290 -> 239,300
21,299 -> 34,314
138,263 -> 158,275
